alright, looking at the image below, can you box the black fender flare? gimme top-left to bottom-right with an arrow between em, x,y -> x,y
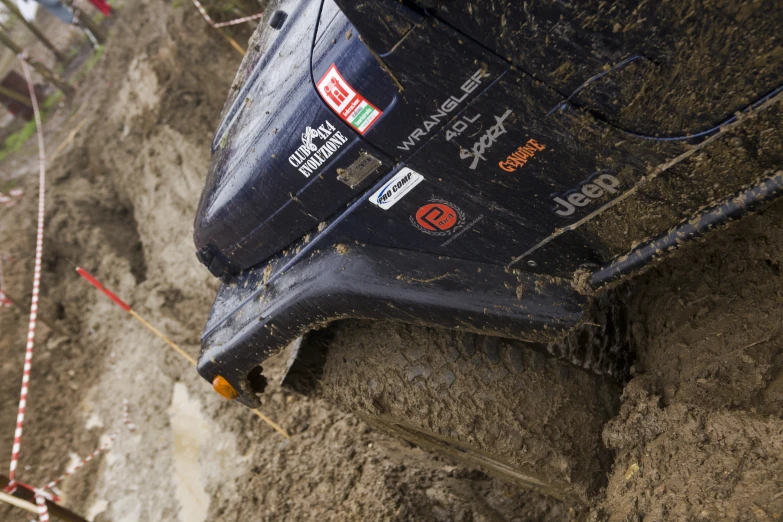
198,245 -> 587,407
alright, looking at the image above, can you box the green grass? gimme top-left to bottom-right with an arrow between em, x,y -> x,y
43,91 -> 64,110
75,45 -> 105,82
0,4 -> 117,164
0,119 -> 39,163
0,44 -> 104,163
0,177 -> 21,194
0,86 -> 69,161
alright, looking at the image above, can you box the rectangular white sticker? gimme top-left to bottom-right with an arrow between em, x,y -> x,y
368,167 -> 424,210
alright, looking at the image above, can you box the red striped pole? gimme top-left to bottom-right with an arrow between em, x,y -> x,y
6,54 -> 47,493
0,475 -> 88,521
76,268 -> 291,439
75,267 -> 196,364
75,267 -> 130,312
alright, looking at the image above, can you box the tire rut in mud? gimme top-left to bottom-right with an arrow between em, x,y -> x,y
312,321 -> 621,504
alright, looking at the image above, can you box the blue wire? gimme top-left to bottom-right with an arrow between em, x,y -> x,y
547,54 -> 783,143
623,83 -> 783,142
546,55 -> 642,117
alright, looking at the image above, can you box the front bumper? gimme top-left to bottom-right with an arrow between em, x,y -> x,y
198,244 -> 587,408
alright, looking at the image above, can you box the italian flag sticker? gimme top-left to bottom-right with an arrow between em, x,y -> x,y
317,64 -> 382,135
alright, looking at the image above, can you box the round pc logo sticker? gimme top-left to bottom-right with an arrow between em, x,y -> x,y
416,203 -> 458,232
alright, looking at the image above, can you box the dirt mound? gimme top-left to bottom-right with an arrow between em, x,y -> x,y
0,2 -> 578,521
597,197 -> 783,520
0,0 -> 781,521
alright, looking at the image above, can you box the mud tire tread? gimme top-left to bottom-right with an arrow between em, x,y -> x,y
314,321 -> 621,503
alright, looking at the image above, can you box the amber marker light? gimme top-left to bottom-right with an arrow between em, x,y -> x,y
212,375 -> 239,400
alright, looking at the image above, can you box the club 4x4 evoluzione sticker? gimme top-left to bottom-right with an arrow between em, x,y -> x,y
317,64 -> 382,135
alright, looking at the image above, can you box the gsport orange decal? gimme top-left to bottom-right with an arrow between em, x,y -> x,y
499,138 -> 546,173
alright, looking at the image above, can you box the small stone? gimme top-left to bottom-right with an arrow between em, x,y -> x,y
406,363 -> 431,382
437,370 -> 456,388
663,385 -> 676,403
445,345 -> 460,362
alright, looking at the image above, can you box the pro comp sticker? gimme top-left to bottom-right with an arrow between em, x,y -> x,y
317,64 -> 382,135
369,168 -> 424,209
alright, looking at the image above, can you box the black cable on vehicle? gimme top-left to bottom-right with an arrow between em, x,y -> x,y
308,0 -> 327,97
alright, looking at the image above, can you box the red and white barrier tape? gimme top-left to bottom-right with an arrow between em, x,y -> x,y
34,493 -> 48,522
6,54 -> 47,494
213,12 -> 265,27
122,399 -> 138,432
2,53 -> 137,521
190,0 -> 264,28
70,8 -> 80,30
0,254 -> 9,308
0,188 -> 23,207
40,401 -> 137,493
7,481 -> 57,503
0,401 -> 134,519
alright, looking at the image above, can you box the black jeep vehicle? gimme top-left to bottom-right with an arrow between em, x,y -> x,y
193,0 -> 782,501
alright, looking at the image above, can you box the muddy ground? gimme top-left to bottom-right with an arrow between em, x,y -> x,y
0,1 -> 781,521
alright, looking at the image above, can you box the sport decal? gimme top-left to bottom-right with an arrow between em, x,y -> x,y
317,64 -> 382,135
459,110 -> 512,170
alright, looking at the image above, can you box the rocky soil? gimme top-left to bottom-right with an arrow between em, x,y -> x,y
0,1 -> 780,521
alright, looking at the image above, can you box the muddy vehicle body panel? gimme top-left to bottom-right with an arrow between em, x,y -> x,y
194,0 -> 783,408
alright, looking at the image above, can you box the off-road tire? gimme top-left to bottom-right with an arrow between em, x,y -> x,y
312,320 -> 621,503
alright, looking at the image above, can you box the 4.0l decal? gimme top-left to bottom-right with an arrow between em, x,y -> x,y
317,65 -> 382,135
398,68 -> 491,152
